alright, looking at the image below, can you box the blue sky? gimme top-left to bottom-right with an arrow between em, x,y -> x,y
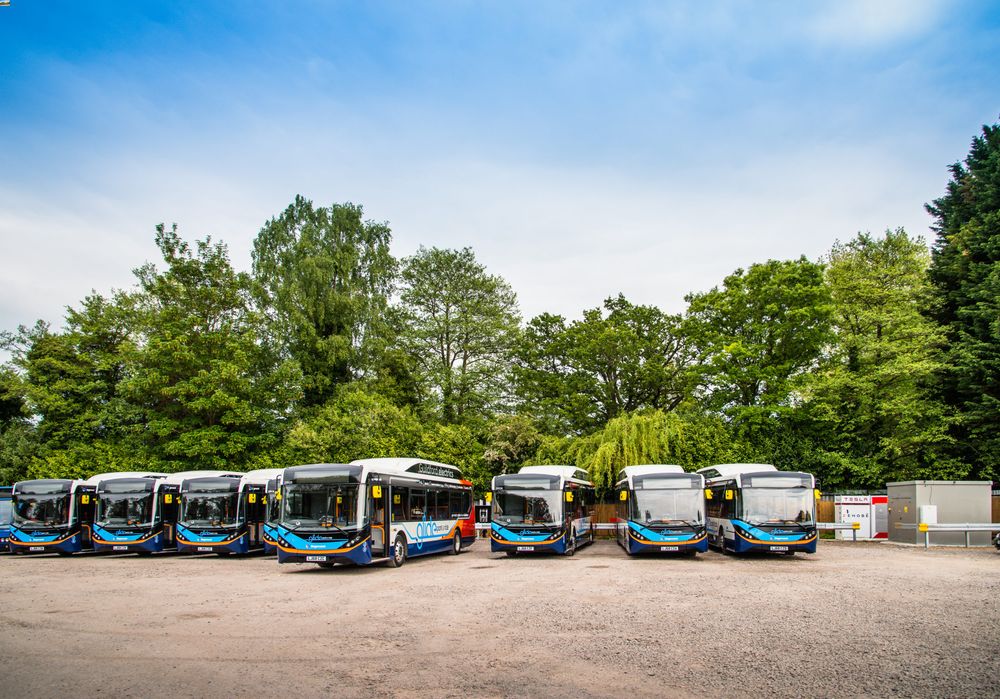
1,1 -> 999,336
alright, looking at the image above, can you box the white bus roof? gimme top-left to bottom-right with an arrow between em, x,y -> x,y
351,458 -> 465,482
240,468 -> 285,486
616,465 -> 702,488
159,470 -> 243,485
518,465 -> 593,485
83,472 -> 167,486
620,465 -> 685,478
697,464 -> 778,480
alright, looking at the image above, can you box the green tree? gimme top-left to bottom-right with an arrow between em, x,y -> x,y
684,257 -> 833,418
283,386 -> 422,465
397,247 -> 520,424
482,414 -> 542,476
252,195 -> 396,406
123,224 -> 301,471
515,295 -> 694,434
1,293 -> 142,477
926,121 -> 1000,480
802,230 -> 960,487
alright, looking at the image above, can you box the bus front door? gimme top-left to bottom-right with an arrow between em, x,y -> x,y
370,484 -> 387,557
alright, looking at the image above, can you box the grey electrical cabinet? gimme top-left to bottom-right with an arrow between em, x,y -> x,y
886,480 -> 992,545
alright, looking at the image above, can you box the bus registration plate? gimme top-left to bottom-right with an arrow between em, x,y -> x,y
29,546 -> 44,552
197,547 -> 213,552
306,555 -> 326,562
659,546 -> 679,552
113,545 -> 128,551
516,546 -> 534,552
769,545 -> 789,552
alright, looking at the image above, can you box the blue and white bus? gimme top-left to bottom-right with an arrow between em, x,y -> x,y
88,472 -> 174,554
173,471 -> 255,555
275,458 -> 475,568
489,465 -> 596,556
8,478 -> 97,555
0,485 -> 12,552
614,465 -> 708,555
698,464 -> 818,554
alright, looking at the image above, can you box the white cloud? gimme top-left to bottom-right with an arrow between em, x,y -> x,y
805,0 -> 948,45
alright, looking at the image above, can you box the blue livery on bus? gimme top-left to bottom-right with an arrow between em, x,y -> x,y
88,472 -> 177,554
8,478 -> 96,554
275,459 -> 475,568
698,464 -> 818,555
490,465 -> 596,556
614,465 -> 708,555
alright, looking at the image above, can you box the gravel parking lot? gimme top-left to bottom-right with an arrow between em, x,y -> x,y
1,540 -> 998,698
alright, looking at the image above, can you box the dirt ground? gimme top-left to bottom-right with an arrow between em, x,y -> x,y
1,540 -> 998,699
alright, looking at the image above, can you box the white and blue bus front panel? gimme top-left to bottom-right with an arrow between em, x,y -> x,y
616,473 -> 708,554
90,478 -> 176,554
0,486 -> 12,552
490,474 -> 592,554
175,477 -> 253,555
276,464 -> 473,566
8,480 -> 95,554
275,465 -> 374,565
706,471 -> 817,554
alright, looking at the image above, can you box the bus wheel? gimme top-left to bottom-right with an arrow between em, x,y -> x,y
718,527 -> 727,553
565,538 -> 576,556
450,533 -> 462,555
388,534 -> 407,568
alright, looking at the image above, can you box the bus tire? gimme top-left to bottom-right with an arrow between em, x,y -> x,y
718,527 -> 727,553
450,533 -> 462,555
565,537 -> 576,556
388,534 -> 407,568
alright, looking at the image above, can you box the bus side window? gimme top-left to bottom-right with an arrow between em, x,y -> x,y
391,487 -> 408,522
432,490 -> 449,520
409,489 -> 426,520
449,490 -> 463,518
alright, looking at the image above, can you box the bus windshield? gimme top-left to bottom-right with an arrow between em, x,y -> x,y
631,488 -> 703,525
0,498 -> 12,525
493,490 -> 562,526
181,491 -> 241,528
742,487 -> 815,525
12,493 -> 71,529
281,483 -> 360,530
97,492 -> 155,527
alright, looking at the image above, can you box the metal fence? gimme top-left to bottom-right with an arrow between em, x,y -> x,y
896,522 -> 1000,549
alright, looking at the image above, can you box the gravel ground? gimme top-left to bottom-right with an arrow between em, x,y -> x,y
1,540 -> 998,698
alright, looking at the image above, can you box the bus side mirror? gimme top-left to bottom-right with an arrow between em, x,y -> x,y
619,490 -> 627,501
704,489 -> 713,500
275,491 -> 282,501
565,492 -> 574,503
814,489 -> 821,501
724,490 -> 734,501
485,492 -> 492,504
372,485 -> 382,499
